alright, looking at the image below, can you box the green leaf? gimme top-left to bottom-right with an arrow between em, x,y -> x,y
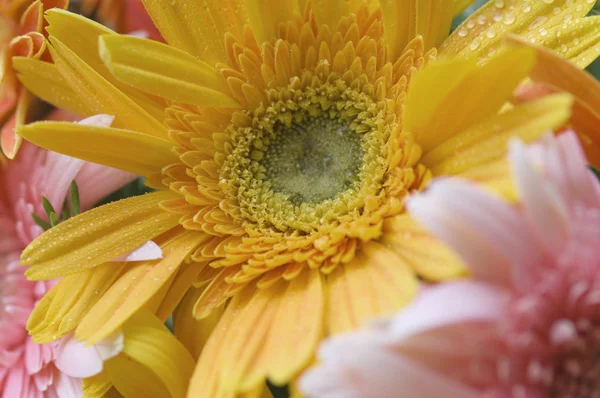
41,197 -> 57,220
31,213 -> 51,230
70,181 -> 81,217
592,166 -> 600,181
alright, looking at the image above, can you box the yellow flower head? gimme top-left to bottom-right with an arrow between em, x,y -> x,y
14,0 -> 600,397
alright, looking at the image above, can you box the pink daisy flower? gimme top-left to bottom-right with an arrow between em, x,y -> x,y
0,114 -> 158,397
299,130 -> 600,398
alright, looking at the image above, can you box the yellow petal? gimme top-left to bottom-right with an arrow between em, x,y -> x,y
508,36 -> 600,166
44,9 -> 167,121
422,93 -> 573,175
453,0 -> 474,15
218,282 -> 286,393
17,121 -> 179,177
140,0 -> 228,64
204,0 -> 249,43
379,0 -> 454,60
458,158 -> 517,201
240,268 -> 325,389
189,284 -> 282,397
525,16 -> 600,70
327,241 -> 418,334
13,57 -> 89,116
76,230 -> 209,344
382,214 -> 468,281
116,310 -> 195,398
22,191 -> 181,279
405,45 -> 535,152
83,371 -> 113,398
245,0 -> 301,44
311,0 -> 351,30
28,262 -> 127,343
156,259 -> 209,322
440,0 -> 595,64
99,35 -> 240,108
107,356 -> 171,398
48,36 -> 168,139
174,287 -> 225,360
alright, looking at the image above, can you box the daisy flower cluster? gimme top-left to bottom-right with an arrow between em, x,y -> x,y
1,0 -> 600,397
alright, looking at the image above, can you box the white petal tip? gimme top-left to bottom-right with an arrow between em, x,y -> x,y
110,241 -> 163,262
79,114 -> 115,127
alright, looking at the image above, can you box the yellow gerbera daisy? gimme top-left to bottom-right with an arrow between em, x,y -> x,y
13,0 -> 600,396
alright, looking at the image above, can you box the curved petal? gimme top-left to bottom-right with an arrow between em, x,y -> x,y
407,179 -> 540,287
55,332 -> 124,378
302,339 -> 479,398
384,281 -> 507,340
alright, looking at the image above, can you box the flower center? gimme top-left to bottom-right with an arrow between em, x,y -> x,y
552,324 -> 600,398
260,116 -> 363,205
220,80 -> 389,234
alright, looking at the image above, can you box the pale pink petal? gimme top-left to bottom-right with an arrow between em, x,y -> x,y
39,115 -> 115,211
54,333 -> 123,378
41,152 -> 85,214
128,29 -> 149,38
2,364 -> 25,398
24,339 -> 43,374
52,371 -> 82,398
386,281 -> 508,341
109,240 -> 162,262
302,343 -> 479,398
509,139 -> 570,251
78,114 -> 115,127
407,179 -> 538,287
32,364 -> 53,392
546,131 -> 600,207
94,332 -> 125,361
75,163 -> 136,210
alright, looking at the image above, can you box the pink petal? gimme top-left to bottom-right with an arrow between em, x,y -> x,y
38,114 -> 117,212
386,281 -> 508,341
544,131 -> 600,208
32,364 -> 53,392
75,163 -> 136,210
407,179 -> 538,287
509,139 -> 570,251
302,342 -> 479,398
94,332 -> 124,361
24,339 -> 43,374
109,240 -> 162,262
2,364 -> 25,398
41,153 -> 85,214
52,371 -> 82,398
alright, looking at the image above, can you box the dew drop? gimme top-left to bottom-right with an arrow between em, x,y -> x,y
469,40 -> 481,50
494,0 -> 505,7
529,16 -> 548,30
458,27 -> 468,37
486,29 -> 497,38
503,13 -> 516,25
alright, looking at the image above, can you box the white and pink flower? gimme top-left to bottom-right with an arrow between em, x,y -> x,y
0,114 -> 157,397
300,131 -> 600,398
